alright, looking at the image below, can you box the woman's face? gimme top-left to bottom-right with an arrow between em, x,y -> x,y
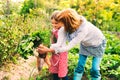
51,19 -> 64,30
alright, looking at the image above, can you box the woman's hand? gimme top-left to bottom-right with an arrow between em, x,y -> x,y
37,44 -> 49,54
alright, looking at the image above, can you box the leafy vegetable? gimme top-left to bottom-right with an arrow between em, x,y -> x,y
17,30 -> 50,59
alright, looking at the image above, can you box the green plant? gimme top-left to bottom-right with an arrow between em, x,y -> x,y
104,32 -> 120,55
101,54 -> 120,80
0,18 -> 19,65
68,53 -> 78,79
0,6 -> 51,65
62,0 -> 120,32
35,67 -> 52,80
69,45 -> 79,55
17,30 -> 50,59
20,0 -> 35,15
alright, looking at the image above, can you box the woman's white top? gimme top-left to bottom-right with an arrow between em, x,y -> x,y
50,16 -> 105,54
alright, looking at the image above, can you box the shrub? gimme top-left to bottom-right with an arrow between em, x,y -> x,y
104,32 -> 120,55
101,54 -> 120,80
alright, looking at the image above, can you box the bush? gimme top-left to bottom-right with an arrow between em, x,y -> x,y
104,32 -> 120,55
101,54 -> 120,80
0,8 -> 51,65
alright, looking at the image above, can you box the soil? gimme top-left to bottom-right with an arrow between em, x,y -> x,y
0,56 -> 38,80
0,56 -> 117,80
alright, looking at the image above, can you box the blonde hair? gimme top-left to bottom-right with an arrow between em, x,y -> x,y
56,8 -> 82,33
50,10 -> 60,20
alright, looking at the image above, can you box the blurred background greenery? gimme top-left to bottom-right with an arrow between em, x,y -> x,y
0,0 -> 120,80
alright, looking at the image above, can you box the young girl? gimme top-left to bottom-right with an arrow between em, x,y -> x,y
38,8 -> 106,80
49,11 -> 69,80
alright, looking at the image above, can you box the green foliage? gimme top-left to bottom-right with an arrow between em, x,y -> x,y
101,54 -> 120,80
34,50 -> 120,80
104,32 -> 120,55
68,53 -> 79,79
20,0 -> 35,15
0,17 -> 19,65
60,0 -> 120,32
0,1 -> 120,79
0,7 -> 51,65
69,45 -> 79,55
35,68 -> 52,80
17,30 -> 50,59
67,53 -> 120,80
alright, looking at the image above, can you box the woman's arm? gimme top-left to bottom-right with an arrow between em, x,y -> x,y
58,25 -> 88,52
37,27 -> 66,54
37,45 -> 55,54
50,27 -> 67,54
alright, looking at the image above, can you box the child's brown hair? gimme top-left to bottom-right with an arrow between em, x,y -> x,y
56,8 -> 83,33
50,10 -> 60,20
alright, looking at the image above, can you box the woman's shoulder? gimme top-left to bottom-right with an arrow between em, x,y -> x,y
79,15 -> 87,22
58,27 -> 67,35
59,27 -> 64,32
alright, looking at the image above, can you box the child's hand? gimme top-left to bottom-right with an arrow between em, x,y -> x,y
37,44 -> 49,54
